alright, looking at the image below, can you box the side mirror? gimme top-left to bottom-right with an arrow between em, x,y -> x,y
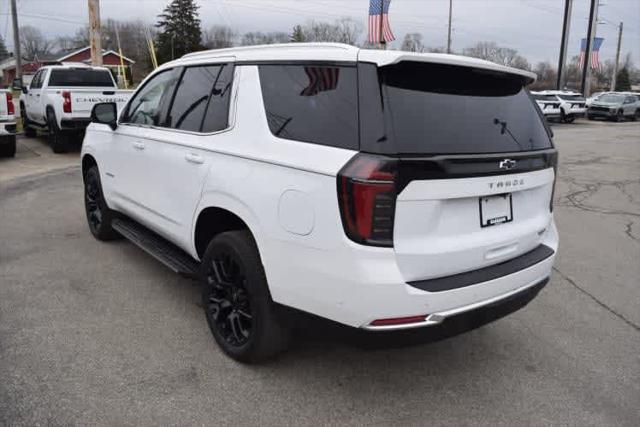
91,102 -> 118,130
12,78 -> 23,91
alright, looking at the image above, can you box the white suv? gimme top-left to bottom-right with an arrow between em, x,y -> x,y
81,43 -> 559,362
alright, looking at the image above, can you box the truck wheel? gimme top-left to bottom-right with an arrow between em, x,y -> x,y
84,165 -> 120,241
47,109 -> 69,153
0,135 -> 17,158
200,230 -> 290,363
21,105 -> 37,138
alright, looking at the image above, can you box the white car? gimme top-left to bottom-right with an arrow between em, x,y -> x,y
533,90 -> 586,123
81,43 -> 559,362
19,63 -> 132,153
0,88 -> 16,157
531,92 -> 563,121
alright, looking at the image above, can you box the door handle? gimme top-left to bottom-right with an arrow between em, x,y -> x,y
36,94 -> 40,97
185,153 -> 204,164
132,141 -> 146,150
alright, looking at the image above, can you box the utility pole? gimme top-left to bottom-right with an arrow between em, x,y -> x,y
10,0 -> 22,83
581,0 -> 599,97
610,21 -> 623,91
556,0 -> 573,89
447,0 -> 453,53
88,0 -> 103,66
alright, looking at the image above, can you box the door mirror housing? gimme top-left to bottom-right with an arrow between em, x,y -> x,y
91,102 -> 118,130
12,78 -> 24,92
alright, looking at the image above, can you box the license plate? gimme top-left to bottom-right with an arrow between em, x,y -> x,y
480,194 -> 513,227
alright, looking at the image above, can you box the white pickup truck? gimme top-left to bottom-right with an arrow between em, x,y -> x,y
0,88 -> 17,157
19,64 -> 132,153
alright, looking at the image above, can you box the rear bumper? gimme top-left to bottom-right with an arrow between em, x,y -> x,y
268,220 -> 558,330
0,120 -> 17,135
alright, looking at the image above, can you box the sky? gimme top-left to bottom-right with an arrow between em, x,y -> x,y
1,0 -> 638,66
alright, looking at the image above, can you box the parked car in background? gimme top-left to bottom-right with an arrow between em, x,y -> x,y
585,91 -> 605,107
19,63 -> 132,153
531,92 -> 563,121
0,88 -> 16,158
81,43 -> 558,362
588,92 -> 639,121
534,90 -> 585,123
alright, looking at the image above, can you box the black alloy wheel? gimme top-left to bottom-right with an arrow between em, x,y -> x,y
203,249 -> 253,347
83,165 -> 119,240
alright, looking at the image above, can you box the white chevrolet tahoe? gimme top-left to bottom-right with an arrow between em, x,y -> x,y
81,43 -> 559,362
20,64 -> 132,153
0,88 -> 17,157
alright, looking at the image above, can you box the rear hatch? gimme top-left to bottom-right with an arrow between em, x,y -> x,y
354,61 -> 556,282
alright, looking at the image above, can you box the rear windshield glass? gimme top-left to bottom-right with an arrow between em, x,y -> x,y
48,69 -> 114,87
557,94 -> 584,101
533,94 -> 557,101
359,62 -> 552,155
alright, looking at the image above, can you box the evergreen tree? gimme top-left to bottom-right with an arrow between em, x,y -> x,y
0,35 -> 9,61
155,0 -> 203,64
290,25 -> 305,42
615,67 -> 631,91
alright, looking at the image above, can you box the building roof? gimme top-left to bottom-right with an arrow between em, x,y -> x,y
176,42 -> 536,82
32,46 -> 135,64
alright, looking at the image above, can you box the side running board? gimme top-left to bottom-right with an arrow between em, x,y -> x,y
111,217 -> 200,279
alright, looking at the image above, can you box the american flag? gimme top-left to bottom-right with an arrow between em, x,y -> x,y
300,67 -> 340,96
579,37 -> 604,70
368,0 -> 395,44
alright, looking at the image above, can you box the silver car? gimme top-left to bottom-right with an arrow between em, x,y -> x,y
587,93 -> 640,121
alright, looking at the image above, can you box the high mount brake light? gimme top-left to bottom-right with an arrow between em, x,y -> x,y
62,91 -> 72,113
6,92 -> 14,115
337,153 -> 398,247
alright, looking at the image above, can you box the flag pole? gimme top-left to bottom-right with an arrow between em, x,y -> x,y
379,1 -> 386,50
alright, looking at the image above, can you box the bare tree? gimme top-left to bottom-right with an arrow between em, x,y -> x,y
400,33 -> 425,52
20,26 -> 53,59
204,25 -> 237,49
299,18 -> 362,44
530,61 -> 557,90
463,41 -> 530,70
240,31 -> 289,46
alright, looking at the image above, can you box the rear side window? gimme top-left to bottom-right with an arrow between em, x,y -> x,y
166,64 -> 234,133
48,69 -> 114,87
359,62 -> 553,155
258,65 -> 358,150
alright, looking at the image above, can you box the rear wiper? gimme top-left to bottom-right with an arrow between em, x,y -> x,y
493,118 -> 523,150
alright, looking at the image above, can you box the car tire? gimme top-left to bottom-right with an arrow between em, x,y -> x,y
84,165 -> 120,241
632,110 -> 639,121
200,230 -> 290,363
47,109 -> 69,154
21,104 -> 37,138
614,110 -> 624,122
587,114 -> 595,120
0,135 -> 16,158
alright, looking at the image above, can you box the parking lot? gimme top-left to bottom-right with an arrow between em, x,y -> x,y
1,121 -> 639,424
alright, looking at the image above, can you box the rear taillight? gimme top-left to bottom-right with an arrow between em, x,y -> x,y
62,91 -> 72,113
337,153 -> 398,247
6,92 -> 14,115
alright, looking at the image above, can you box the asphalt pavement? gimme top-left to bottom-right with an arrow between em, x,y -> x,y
1,121 -> 639,425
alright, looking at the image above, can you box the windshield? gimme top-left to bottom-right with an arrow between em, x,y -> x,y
597,94 -> 624,103
48,69 -> 115,87
359,62 -> 552,155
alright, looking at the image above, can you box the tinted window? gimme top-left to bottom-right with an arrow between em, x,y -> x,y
30,70 -> 43,89
123,69 -> 179,126
598,94 -> 624,103
48,69 -> 114,87
258,65 -> 358,150
166,64 -> 233,132
201,65 -> 234,132
533,94 -> 557,101
359,62 -> 552,155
